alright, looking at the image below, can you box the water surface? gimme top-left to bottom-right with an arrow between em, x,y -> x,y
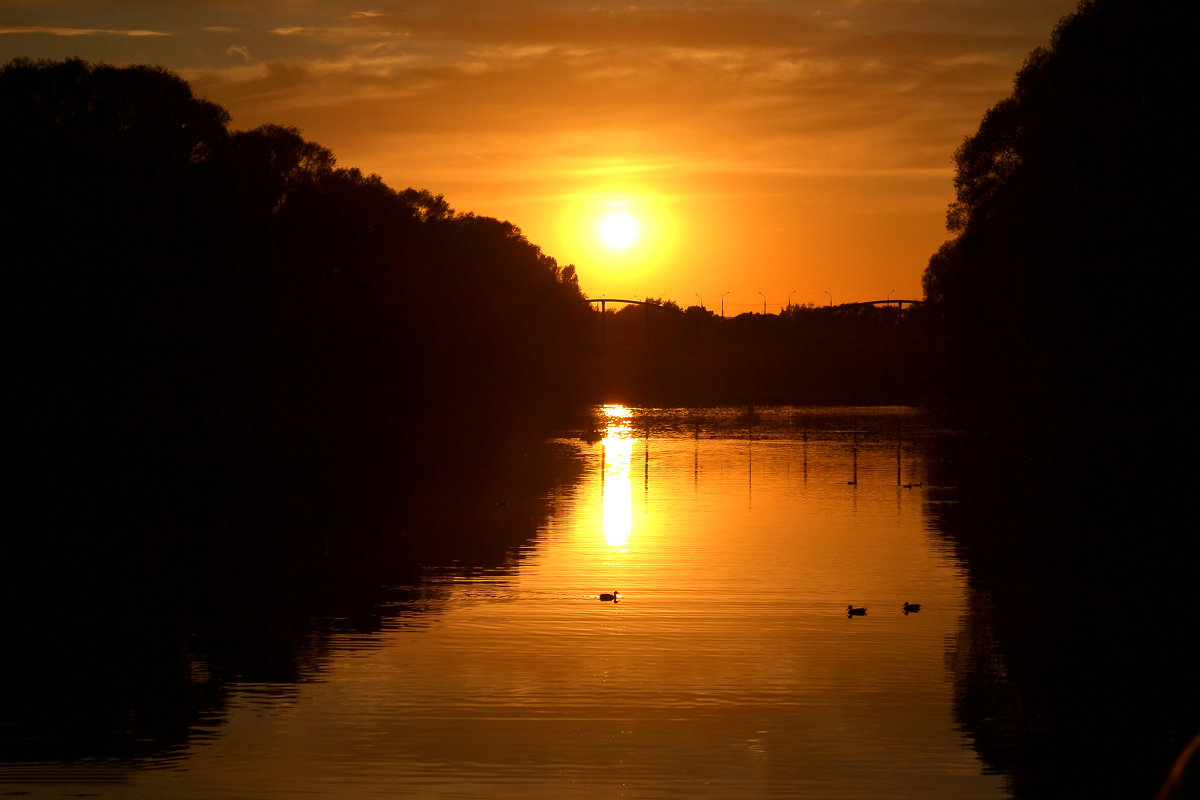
4,406 -> 1009,798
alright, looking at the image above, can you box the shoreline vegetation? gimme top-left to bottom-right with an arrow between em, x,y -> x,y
6,2 -> 1189,535
2,55 -> 947,545
4,0 -> 1190,635
3,0 -> 1190,610
2,1 -> 1196,794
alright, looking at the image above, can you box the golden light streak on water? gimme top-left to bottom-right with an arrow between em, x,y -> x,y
600,405 -> 635,549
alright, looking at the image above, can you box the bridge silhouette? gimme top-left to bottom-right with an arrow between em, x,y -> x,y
587,297 -> 923,314
840,299 -> 924,310
588,298 -> 682,314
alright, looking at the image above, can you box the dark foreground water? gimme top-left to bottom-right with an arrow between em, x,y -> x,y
2,406 -> 1196,799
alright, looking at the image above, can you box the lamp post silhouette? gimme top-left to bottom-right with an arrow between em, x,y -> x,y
788,290 -> 797,311
721,291 -> 731,317
758,290 -> 766,315
825,290 -> 832,307
694,292 -> 704,310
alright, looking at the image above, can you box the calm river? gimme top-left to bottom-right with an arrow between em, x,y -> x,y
4,405 -> 1194,799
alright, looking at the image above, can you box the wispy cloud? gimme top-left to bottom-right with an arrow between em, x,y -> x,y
183,12 -> 1047,176
0,25 -> 169,37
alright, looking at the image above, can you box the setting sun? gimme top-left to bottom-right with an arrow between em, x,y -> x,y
599,211 -> 638,250
553,188 -> 680,289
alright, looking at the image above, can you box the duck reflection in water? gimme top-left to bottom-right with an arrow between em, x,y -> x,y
847,605 -> 866,616
903,602 -> 922,614
600,590 -> 621,602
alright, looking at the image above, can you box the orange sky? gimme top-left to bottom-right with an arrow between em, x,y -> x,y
3,1 -> 1079,311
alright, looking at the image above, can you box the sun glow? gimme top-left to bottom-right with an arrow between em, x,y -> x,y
599,211 -> 638,249
600,405 -> 634,548
556,187 -> 678,288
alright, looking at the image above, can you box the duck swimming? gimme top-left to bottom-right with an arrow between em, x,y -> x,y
600,590 -> 621,602
903,602 -> 921,614
847,605 -> 866,616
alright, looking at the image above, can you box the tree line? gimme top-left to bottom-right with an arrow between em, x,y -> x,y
912,3 -> 1197,791
3,58 -> 594,550
919,0 -> 1190,437
3,3 -> 1195,776
4,0 -> 1190,549
2,57 -> 602,755
591,299 -> 939,406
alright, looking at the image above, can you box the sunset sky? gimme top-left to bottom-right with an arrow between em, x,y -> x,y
2,0 -> 1079,312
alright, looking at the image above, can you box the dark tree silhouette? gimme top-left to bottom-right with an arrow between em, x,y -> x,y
1,58 -> 593,569
918,11 -> 1200,793
921,0 -> 1191,432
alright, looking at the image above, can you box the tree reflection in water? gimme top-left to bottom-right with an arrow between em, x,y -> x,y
3,410 -> 1195,800
0,428 -> 584,770
930,432 -> 1199,800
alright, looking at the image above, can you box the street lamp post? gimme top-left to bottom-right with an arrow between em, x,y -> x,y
825,290 -> 832,307
788,290 -> 797,311
758,290 -> 766,315
721,291 -> 731,317
695,292 -> 704,310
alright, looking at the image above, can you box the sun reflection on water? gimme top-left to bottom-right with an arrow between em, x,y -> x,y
599,405 -> 635,548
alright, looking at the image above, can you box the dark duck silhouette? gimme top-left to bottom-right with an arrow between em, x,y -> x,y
902,602 -> 921,614
847,605 -> 866,616
600,590 -> 621,602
